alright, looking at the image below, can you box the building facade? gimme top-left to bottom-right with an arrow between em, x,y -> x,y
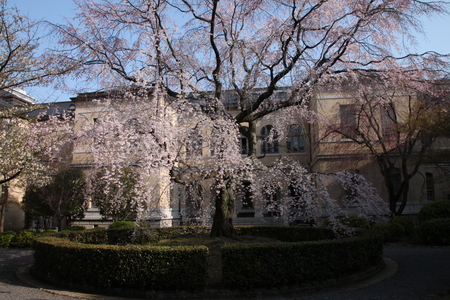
68,85 -> 450,228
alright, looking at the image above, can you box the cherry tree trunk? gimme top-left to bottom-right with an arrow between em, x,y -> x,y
210,180 -> 236,238
0,185 -> 9,232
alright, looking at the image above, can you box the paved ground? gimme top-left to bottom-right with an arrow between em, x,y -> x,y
0,245 -> 449,299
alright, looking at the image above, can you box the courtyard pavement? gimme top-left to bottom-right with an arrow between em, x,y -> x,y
0,245 -> 449,299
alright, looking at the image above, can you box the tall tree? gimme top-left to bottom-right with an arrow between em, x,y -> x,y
0,1 -> 78,91
22,167 -> 86,230
0,2 -> 80,232
60,0 -> 450,236
0,106 -> 72,231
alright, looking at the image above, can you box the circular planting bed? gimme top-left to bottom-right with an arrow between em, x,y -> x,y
32,226 -> 384,298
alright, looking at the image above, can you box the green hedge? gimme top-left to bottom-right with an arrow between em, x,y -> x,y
109,221 -> 136,229
33,226 -> 383,293
0,231 -> 16,248
11,231 -> 36,247
235,226 -> 335,242
32,236 -> 209,292
222,230 -> 383,289
59,226 -> 211,245
418,200 -> 450,222
419,218 -> 450,246
0,231 -> 36,248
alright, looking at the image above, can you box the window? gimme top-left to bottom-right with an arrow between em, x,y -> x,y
260,125 -> 279,154
237,181 -> 255,218
339,104 -> 357,138
426,172 -> 435,201
240,136 -> 248,155
186,129 -> 203,157
287,125 -> 305,153
241,181 -> 253,209
210,129 -> 220,156
381,104 -> 396,138
288,182 -> 314,225
263,182 -> 280,217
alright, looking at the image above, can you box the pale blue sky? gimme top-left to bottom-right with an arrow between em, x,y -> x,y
8,0 -> 450,102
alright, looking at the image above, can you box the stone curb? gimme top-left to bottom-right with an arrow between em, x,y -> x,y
16,258 -> 398,300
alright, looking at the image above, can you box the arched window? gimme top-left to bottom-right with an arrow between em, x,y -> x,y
260,125 -> 278,154
287,125 -> 305,153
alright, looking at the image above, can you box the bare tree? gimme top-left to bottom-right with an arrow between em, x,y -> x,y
0,2 -> 79,91
321,74 -> 450,216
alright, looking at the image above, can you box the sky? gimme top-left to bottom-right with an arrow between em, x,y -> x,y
7,0 -> 450,103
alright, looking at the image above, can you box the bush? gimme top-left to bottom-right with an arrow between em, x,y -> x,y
11,231 -> 36,247
235,226 -> 335,242
374,221 -> 405,242
418,200 -> 450,222
419,218 -> 450,246
389,216 -> 415,236
222,230 -> 383,289
108,221 -> 135,229
33,236 -> 209,292
62,226 -> 211,245
0,231 -> 16,248
32,226 -> 385,294
338,215 -> 374,229
64,226 -> 86,231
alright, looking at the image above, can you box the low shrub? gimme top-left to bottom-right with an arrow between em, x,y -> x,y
222,229 -> 383,289
389,216 -> 415,236
64,226 -> 86,231
418,200 -> 450,222
235,226 -> 335,242
419,218 -> 450,246
0,231 -> 16,248
62,229 -> 109,244
11,231 -> 36,247
374,221 -> 405,242
108,221 -> 135,229
338,215 -> 374,229
32,226 -> 385,294
33,236 -> 209,292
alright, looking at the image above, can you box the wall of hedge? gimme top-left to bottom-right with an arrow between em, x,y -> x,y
32,236 -> 209,292
59,226 -> 211,245
33,226 -> 383,293
235,226 -> 336,242
222,230 -> 383,289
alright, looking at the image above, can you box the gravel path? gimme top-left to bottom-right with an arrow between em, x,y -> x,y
0,245 -> 449,300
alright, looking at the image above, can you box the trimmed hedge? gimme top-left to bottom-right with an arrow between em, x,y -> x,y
419,218 -> 450,246
59,226 -> 211,245
0,231 -> 16,248
33,236 -> 209,291
235,226 -> 335,242
109,221 -> 135,229
222,230 -> 383,289
11,231 -> 36,247
418,200 -> 450,222
33,226 -> 383,293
